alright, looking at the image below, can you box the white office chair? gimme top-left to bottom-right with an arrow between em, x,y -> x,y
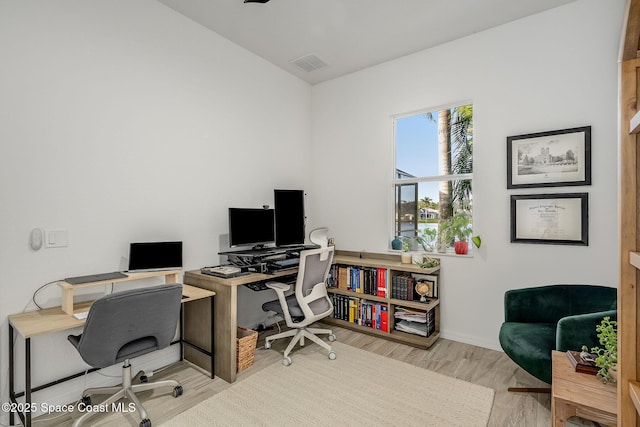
262,228 -> 336,366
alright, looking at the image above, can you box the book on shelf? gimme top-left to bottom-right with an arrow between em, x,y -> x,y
391,273 -> 439,303
329,294 -> 388,332
328,264 -> 388,298
566,350 -> 599,375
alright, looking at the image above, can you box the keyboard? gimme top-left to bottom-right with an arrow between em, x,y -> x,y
65,271 -> 128,285
245,273 -> 298,292
273,258 -> 299,268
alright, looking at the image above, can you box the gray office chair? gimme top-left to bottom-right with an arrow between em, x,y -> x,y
262,228 -> 336,366
67,284 -> 183,427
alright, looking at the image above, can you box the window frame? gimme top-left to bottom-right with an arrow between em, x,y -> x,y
390,102 -> 474,253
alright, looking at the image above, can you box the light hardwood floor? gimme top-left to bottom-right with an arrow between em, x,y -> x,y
33,324 -> 599,427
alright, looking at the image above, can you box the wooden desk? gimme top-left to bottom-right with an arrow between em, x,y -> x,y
8,279 -> 214,427
551,350 -> 617,426
183,268 -> 297,384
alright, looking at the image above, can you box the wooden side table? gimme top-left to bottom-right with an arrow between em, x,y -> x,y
551,350 -> 617,426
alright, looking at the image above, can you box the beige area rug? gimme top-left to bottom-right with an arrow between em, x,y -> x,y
162,342 -> 494,427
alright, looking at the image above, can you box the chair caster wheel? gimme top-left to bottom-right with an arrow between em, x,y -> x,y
139,419 -> 151,427
139,375 -> 148,383
81,395 -> 91,406
264,341 -> 271,350
173,385 -> 183,397
328,351 -> 337,360
328,334 -> 336,342
282,357 -> 292,366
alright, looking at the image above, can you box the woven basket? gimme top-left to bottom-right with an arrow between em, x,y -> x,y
236,327 -> 258,373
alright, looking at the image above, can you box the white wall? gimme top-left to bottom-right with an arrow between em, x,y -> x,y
0,0 -> 311,417
310,0 -> 625,350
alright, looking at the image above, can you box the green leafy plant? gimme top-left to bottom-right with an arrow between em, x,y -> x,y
401,236 -> 413,252
448,211 -> 472,243
418,228 -> 437,252
587,317 -> 618,384
413,256 -> 440,269
437,220 -> 453,252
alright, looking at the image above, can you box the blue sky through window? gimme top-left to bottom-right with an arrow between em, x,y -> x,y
395,114 -> 439,201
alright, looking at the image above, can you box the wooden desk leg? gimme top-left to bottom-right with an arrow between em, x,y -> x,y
210,295 -> 215,379
213,284 -> 237,383
552,397 -> 575,427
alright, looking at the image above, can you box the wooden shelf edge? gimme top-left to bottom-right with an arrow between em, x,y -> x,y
629,251 -> 640,269
629,381 -> 640,416
631,110 -> 640,134
333,252 -> 440,274
323,317 -> 438,349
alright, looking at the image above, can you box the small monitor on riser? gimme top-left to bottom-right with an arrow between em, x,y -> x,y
128,241 -> 183,271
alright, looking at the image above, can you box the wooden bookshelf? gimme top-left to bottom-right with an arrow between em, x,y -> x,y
618,1 -> 640,423
323,250 -> 440,349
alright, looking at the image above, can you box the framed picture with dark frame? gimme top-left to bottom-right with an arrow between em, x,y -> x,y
507,126 -> 591,189
510,193 -> 588,246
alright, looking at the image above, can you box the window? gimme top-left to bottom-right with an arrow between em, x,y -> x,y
393,103 -> 473,253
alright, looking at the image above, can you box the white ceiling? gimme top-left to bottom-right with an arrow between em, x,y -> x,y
157,0 -> 577,85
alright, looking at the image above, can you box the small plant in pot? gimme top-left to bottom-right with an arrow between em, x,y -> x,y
449,212 -> 472,255
436,220 -> 453,253
401,236 -> 413,264
586,316 -> 618,384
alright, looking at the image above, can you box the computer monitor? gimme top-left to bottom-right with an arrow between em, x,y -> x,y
128,241 -> 183,271
228,208 -> 275,248
274,189 -> 305,247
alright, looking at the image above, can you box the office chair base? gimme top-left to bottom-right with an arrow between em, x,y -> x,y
71,361 -> 182,427
264,326 -> 336,365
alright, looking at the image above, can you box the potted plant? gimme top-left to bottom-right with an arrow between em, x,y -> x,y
417,227 -> 437,252
436,220 -> 453,253
449,212 -> 472,255
586,316 -> 618,384
401,236 -> 413,264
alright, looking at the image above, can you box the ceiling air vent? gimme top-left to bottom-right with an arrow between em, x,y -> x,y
289,53 -> 328,73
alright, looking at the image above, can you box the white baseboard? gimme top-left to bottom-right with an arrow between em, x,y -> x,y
440,328 -> 502,352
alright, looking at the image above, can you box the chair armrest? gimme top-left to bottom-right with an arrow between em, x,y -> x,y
265,282 -> 294,326
266,282 -> 291,292
556,309 -> 617,352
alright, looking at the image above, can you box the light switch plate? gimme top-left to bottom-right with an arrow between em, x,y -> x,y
45,229 -> 68,248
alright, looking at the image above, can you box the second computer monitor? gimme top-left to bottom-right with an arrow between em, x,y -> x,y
274,189 -> 305,247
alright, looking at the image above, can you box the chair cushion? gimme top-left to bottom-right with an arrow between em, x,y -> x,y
262,294 -> 304,318
499,322 -> 556,384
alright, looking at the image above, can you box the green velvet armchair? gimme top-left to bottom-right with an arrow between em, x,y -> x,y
499,284 -> 616,386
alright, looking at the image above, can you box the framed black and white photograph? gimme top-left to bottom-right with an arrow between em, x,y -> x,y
507,126 -> 591,189
510,193 -> 588,246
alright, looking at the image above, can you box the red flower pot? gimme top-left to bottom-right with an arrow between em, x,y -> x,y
454,241 -> 468,255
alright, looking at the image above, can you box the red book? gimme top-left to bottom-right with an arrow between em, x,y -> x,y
380,305 -> 389,332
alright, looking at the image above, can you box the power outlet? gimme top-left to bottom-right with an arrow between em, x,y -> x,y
45,229 -> 69,248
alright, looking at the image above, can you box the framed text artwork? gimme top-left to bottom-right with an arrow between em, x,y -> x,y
510,193 -> 588,246
506,126 -> 591,189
